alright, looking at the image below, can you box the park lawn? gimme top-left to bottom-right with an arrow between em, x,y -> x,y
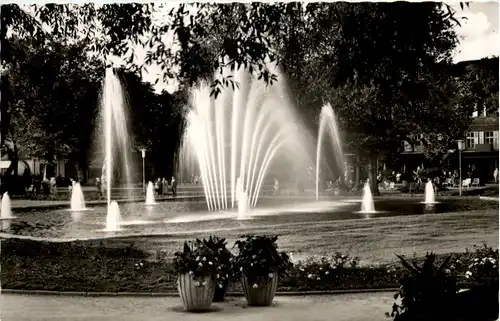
1,208 -> 497,293
105,207 -> 499,265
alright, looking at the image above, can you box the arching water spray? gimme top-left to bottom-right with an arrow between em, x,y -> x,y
316,103 -> 345,200
178,66 -> 313,213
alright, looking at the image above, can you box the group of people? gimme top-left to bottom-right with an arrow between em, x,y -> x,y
94,176 -> 178,199
26,176 -> 58,199
153,177 -> 177,197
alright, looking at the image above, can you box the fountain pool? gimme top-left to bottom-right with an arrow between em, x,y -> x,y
1,197 -> 495,240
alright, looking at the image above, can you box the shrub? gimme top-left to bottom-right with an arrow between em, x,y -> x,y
388,253 -> 458,321
289,253 -> 359,285
452,243 -> 499,287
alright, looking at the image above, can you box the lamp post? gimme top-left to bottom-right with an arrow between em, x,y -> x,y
140,149 -> 146,193
457,140 -> 464,196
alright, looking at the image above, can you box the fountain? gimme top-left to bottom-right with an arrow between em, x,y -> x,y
316,103 -> 345,200
424,180 -> 436,204
100,67 -> 135,224
178,66 -> 313,213
70,183 -> 86,211
105,201 -> 122,231
237,191 -> 249,219
145,181 -> 156,205
360,181 -> 375,213
0,192 -> 14,219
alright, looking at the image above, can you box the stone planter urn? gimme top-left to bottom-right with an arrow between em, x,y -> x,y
241,273 -> 278,306
177,274 -> 216,312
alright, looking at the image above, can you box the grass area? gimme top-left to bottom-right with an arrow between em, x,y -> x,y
446,185 -> 499,197
1,237 -> 497,293
1,207 -> 498,293
105,208 -> 498,265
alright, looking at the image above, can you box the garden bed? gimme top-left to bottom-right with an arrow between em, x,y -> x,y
1,238 -> 497,293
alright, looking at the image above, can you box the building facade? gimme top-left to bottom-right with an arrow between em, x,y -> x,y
400,112 -> 499,183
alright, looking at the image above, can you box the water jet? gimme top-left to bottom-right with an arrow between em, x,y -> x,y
145,181 -> 156,205
316,103 -> 345,200
70,183 -> 86,211
0,192 -> 14,220
360,182 -> 375,213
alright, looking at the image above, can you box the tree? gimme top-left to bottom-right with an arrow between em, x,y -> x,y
2,36 -> 103,178
1,3 -> 287,97
1,2 -> 474,190
118,69 -> 185,177
454,57 -> 499,117
318,2 -> 463,193
2,2 -> 471,96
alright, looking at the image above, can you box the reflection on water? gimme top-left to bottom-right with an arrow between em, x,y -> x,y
2,198 -> 496,240
71,212 -> 84,223
423,204 -> 436,214
2,220 -> 11,230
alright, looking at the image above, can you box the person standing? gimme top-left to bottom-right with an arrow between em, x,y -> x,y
49,177 -> 57,200
95,178 -> 103,199
273,178 -> 280,196
494,168 -> 498,183
171,176 -> 177,197
154,178 -> 160,197
162,178 -> 167,195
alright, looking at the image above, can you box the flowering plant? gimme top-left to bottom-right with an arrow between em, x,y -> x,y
201,236 -> 233,289
453,243 -> 499,286
173,238 -> 225,286
291,253 -> 359,283
232,234 -> 292,285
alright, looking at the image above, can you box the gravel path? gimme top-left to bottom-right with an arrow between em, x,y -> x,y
0,292 -> 394,321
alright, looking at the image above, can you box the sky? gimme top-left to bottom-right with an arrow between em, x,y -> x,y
451,1 -> 499,63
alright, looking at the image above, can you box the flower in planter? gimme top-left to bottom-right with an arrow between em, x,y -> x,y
200,236 -> 233,291
173,240 -> 222,283
173,239 -> 224,311
232,234 -> 293,285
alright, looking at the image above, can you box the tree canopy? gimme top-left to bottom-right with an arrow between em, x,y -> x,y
1,3 -> 465,94
0,2 -> 489,187
1,36 -> 102,173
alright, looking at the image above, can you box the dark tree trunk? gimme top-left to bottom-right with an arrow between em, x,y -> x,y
368,158 -> 380,196
355,156 -> 361,189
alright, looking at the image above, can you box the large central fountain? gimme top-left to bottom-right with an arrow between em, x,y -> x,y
178,66 -> 313,214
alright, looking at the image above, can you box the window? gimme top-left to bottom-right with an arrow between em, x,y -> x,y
466,132 -> 475,149
485,131 -> 494,145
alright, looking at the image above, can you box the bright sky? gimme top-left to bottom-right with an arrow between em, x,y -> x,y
451,1 -> 499,63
